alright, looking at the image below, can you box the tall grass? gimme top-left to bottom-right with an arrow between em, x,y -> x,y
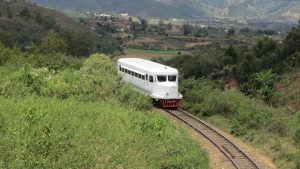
0,97 -> 209,169
0,46 -> 209,168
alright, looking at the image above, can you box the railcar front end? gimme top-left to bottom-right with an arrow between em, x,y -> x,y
149,75 -> 182,108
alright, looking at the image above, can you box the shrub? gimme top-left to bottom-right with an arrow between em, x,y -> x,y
294,112 -> 300,145
41,30 -> 69,54
0,43 -> 9,65
117,84 -> 152,111
0,64 -> 49,97
35,53 -> 82,71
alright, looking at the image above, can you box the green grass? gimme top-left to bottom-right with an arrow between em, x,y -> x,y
0,45 -> 209,169
0,97 -> 209,169
125,48 -> 179,56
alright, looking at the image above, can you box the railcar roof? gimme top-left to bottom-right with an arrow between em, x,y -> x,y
118,58 -> 178,73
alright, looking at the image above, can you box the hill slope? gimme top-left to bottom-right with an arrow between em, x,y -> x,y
0,1 -> 122,56
0,45 -> 210,168
27,0 -> 300,22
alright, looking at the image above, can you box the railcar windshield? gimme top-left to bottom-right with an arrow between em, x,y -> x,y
157,76 -> 167,82
168,75 -> 177,82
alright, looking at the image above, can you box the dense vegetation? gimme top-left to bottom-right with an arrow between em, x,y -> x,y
0,2 -> 208,168
152,23 -> 300,168
0,43 -> 209,168
165,22 -> 300,105
180,79 -> 300,168
0,1 -> 122,56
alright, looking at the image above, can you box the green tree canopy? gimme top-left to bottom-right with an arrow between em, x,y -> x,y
41,29 -> 68,54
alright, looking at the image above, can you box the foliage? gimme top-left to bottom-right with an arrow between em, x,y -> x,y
0,97 -> 209,169
242,70 -> 280,105
182,23 -> 194,36
0,2 -> 122,56
117,84 -> 152,111
0,44 -> 209,168
41,30 -> 68,54
0,49 -> 151,110
19,7 -> 30,18
180,78 -> 299,168
285,27 -> 300,56
227,28 -> 235,36
223,45 -> 238,65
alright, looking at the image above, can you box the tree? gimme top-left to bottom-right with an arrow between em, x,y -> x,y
223,45 -> 238,65
19,7 -> 30,18
285,26 -> 300,56
193,27 -> 208,37
140,18 -> 147,32
7,7 -> 13,19
255,70 -> 277,104
167,23 -> 173,30
157,21 -> 166,35
35,12 -> 43,24
228,28 -> 235,36
237,52 -> 260,81
182,23 -> 193,36
41,30 -> 68,54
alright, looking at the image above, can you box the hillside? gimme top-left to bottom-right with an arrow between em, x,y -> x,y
27,0 -> 185,18
0,44 -> 210,168
27,0 -> 300,22
0,1 -> 122,56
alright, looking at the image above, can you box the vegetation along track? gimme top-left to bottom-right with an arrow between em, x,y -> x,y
163,108 -> 261,169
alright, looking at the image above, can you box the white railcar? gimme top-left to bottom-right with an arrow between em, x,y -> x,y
117,58 -> 182,108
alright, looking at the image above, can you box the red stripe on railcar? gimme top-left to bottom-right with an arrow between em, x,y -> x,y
160,99 -> 181,108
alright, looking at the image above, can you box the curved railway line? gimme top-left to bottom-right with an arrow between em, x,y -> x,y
163,108 -> 261,169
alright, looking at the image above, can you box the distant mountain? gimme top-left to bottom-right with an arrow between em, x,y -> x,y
27,0 -> 300,22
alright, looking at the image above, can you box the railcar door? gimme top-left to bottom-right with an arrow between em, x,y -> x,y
148,74 -> 155,95
145,74 -> 153,94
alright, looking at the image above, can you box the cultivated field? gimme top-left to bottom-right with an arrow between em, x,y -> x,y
119,48 -> 181,60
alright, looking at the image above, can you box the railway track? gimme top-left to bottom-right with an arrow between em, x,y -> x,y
163,108 -> 261,169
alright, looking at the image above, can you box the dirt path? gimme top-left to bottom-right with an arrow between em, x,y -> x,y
156,108 -> 277,169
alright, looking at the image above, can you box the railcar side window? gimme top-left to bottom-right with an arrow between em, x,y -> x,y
119,66 -> 121,71
142,75 -> 145,80
157,76 -> 167,82
138,74 -> 141,79
146,75 -> 148,81
149,76 -> 154,82
168,75 -> 177,82
125,69 -> 128,73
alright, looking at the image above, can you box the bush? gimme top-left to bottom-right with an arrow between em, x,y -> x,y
0,43 -> 9,65
0,64 -> 49,97
0,51 -> 152,110
181,78 -> 286,134
0,100 -> 93,168
294,112 -> 300,145
117,85 -> 152,111
35,53 -> 83,71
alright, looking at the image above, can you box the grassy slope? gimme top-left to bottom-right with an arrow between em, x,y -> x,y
0,46 -> 209,168
0,97 -> 209,168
